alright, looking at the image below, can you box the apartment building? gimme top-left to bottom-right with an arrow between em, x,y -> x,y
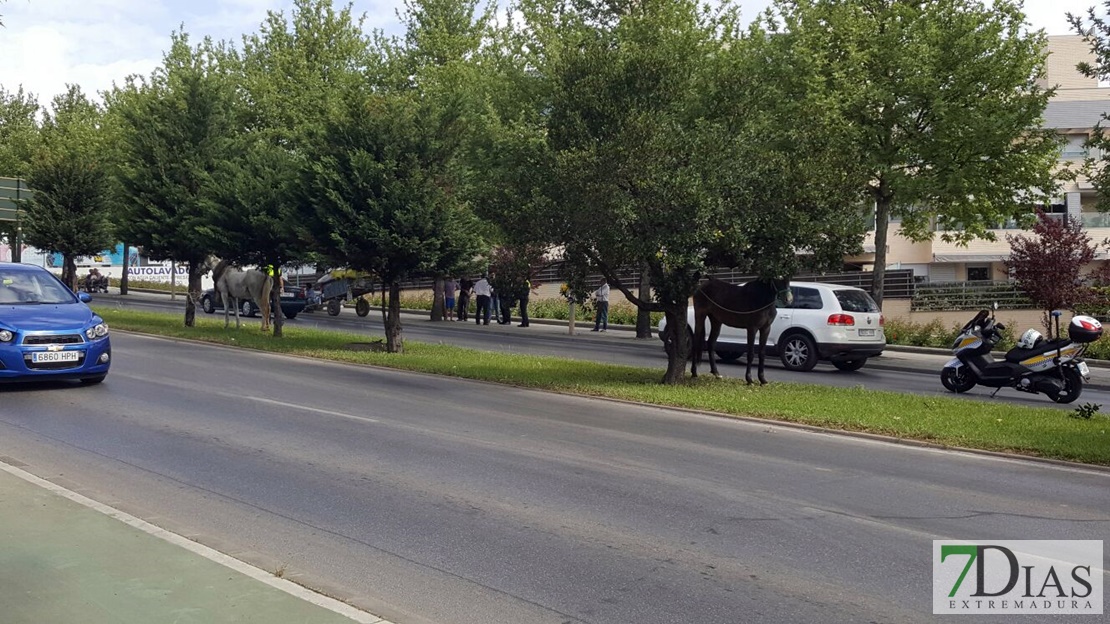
861,35 -> 1110,284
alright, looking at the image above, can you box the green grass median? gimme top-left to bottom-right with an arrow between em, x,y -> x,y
96,308 -> 1110,466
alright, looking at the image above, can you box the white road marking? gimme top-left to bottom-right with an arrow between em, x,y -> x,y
246,395 -> 380,424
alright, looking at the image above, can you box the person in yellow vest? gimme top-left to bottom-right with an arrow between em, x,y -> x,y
264,265 -> 285,291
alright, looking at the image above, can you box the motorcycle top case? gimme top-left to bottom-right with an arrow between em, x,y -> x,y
1068,315 -> 1103,343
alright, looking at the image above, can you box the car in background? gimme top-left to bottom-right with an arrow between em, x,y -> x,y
0,263 -> 111,385
659,281 -> 885,372
200,284 -> 308,320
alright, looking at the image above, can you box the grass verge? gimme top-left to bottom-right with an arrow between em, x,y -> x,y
95,307 -> 1110,466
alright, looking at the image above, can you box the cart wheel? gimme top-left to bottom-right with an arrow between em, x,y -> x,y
355,298 -> 370,317
327,299 -> 341,316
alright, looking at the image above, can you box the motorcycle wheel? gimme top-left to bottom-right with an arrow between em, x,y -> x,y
1051,367 -> 1083,404
941,366 -> 976,393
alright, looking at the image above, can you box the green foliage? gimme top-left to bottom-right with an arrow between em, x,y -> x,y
1071,8 -> 1110,212
884,317 -> 1016,351
1072,402 -> 1102,420
0,86 -> 40,176
762,0 -> 1064,301
110,32 -> 236,267
911,281 -> 1033,312
300,86 -> 485,283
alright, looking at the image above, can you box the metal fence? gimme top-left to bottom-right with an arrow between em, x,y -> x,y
910,280 -> 1032,311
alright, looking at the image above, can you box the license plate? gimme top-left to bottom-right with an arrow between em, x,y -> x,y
1079,361 -> 1090,376
859,329 -> 876,337
31,351 -> 80,363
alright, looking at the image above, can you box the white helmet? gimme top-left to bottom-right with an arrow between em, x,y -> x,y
1017,328 -> 1044,350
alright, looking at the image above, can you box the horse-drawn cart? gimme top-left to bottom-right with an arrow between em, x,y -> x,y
316,273 -> 376,317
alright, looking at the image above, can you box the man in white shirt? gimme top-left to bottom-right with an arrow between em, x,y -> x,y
473,275 -> 492,325
592,281 -> 610,332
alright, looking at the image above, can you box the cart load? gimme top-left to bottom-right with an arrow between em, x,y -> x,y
315,271 -> 376,317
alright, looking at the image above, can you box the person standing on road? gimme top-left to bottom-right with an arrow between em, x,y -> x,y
444,277 -> 458,321
518,279 -> 532,327
592,281 -> 610,332
473,275 -> 492,325
457,277 -> 473,321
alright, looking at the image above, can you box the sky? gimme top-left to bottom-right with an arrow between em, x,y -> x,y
0,0 -> 1101,109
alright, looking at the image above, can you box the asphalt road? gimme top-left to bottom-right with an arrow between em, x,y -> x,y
98,292 -> 1110,410
1,333 -> 1107,624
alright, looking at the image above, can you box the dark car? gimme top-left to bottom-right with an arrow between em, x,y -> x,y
200,285 -> 308,320
0,263 -> 112,385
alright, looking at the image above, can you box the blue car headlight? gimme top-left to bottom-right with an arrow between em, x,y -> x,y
0,329 -> 12,342
85,323 -> 109,340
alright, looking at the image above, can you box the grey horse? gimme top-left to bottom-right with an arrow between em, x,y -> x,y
205,257 -> 274,331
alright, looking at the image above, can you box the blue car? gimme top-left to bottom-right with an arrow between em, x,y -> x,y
0,263 -> 111,385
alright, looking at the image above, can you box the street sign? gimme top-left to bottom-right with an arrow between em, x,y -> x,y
0,177 -> 31,223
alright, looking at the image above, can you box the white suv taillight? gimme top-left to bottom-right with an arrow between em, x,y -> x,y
827,314 -> 854,326
879,314 -> 885,326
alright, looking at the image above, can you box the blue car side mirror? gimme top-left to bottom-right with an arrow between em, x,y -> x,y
78,292 -> 92,303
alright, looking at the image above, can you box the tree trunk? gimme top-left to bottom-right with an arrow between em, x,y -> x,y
63,255 -> 77,292
119,242 -> 129,295
569,301 -> 576,335
869,194 -> 891,308
661,303 -> 690,384
271,271 -> 283,338
385,280 -> 404,353
431,275 -> 444,321
185,259 -> 202,327
636,263 -> 652,339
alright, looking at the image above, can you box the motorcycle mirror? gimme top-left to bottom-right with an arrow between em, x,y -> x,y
992,301 -> 998,311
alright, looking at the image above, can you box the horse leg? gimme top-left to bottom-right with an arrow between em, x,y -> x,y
223,292 -> 231,329
745,326 -> 757,385
757,324 -> 770,385
707,318 -> 723,379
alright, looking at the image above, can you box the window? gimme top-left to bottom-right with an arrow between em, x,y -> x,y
967,265 -> 991,281
791,287 -> 824,310
1061,135 -> 1089,160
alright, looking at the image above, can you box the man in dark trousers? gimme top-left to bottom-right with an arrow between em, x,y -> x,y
457,277 -> 473,321
517,279 -> 531,327
473,275 -> 492,325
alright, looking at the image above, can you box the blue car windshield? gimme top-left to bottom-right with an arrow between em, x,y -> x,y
0,269 -> 77,305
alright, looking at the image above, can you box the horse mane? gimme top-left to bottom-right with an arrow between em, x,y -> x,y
210,258 -> 233,286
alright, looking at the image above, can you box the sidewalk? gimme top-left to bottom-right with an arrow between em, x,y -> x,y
0,463 -> 388,624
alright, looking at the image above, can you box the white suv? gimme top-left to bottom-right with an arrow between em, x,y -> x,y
658,281 -> 886,372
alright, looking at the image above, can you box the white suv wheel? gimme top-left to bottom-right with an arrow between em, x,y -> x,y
780,334 -> 818,372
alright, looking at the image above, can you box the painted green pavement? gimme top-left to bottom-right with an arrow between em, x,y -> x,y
0,467 -> 377,624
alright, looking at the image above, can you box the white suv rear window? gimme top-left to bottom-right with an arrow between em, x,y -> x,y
834,290 -> 879,313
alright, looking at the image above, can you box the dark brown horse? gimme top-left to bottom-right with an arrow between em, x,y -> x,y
692,277 -> 792,384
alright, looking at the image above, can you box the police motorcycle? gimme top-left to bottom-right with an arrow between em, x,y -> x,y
940,304 -> 1103,404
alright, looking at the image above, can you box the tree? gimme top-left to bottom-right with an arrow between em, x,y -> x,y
1007,212 -> 1098,335
110,33 -> 237,327
212,0 -> 378,337
480,0 -> 864,384
21,85 -> 113,290
762,0 -> 1064,306
300,84 -> 486,353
